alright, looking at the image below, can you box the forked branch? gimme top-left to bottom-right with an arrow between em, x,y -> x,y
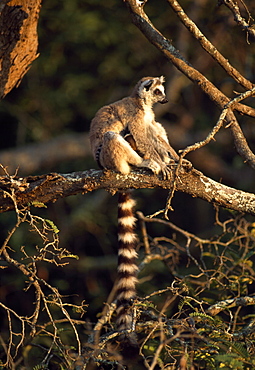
167,0 -> 254,89
125,0 -> 255,117
220,0 -> 255,41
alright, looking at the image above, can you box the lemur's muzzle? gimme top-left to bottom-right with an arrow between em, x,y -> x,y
160,97 -> 168,104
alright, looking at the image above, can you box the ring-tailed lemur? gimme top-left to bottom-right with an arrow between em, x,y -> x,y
89,76 -> 179,346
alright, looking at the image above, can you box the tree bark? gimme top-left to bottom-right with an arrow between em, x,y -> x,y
0,0 -> 41,98
1,166 -> 255,216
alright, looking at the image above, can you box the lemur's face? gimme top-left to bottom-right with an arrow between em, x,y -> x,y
138,76 -> 168,104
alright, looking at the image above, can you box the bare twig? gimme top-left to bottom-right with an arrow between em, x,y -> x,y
220,0 -> 255,41
179,86 -> 255,159
0,204 -> 84,367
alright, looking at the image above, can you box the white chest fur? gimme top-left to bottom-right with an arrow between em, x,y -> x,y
143,105 -> 154,125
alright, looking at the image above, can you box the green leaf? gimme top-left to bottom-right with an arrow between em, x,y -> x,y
45,219 -> 59,233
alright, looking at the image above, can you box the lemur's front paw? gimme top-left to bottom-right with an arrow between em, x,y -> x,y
141,159 -> 161,174
160,164 -> 172,180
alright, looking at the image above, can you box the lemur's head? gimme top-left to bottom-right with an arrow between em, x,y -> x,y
133,76 -> 168,105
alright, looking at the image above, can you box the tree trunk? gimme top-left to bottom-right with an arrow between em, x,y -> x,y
0,0 -> 41,98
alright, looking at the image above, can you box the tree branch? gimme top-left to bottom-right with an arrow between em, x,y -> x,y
125,0 -> 255,117
0,0 -> 41,98
1,166 -> 255,215
179,87 -> 255,169
220,0 -> 255,41
227,110 -> 255,169
167,0 -> 254,89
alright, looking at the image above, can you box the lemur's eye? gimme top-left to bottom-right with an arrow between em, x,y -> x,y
154,88 -> 162,95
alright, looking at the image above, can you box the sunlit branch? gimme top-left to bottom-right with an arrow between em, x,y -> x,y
125,0 -> 255,117
1,166 -> 255,215
167,0 -> 254,90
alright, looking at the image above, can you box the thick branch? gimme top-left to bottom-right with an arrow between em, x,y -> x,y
125,0 -> 255,117
0,0 -> 41,98
1,167 -> 255,215
227,110 -> 255,169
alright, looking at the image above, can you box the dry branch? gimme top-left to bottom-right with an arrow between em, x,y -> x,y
179,87 -> 255,169
125,0 -> 255,117
1,166 -> 255,215
207,296 -> 255,316
167,0 -> 254,90
221,0 -> 255,40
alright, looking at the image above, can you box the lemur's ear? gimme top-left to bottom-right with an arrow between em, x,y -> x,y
142,79 -> 153,91
159,76 -> 165,83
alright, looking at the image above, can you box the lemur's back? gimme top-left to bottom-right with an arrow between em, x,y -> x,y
89,96 -> 138,157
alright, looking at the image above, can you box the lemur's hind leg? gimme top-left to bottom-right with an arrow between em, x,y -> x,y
99,131 -> 161,175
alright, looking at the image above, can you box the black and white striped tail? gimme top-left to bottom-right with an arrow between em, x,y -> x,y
115,192 -> 138,335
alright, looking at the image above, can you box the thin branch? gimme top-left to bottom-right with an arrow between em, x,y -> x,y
125,0 -> 255,117
179,86 -> 255,160
158,87 -> 255,217
220,0 -> 255,41
207,295 -> 255,316
167,0 -> 254,89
